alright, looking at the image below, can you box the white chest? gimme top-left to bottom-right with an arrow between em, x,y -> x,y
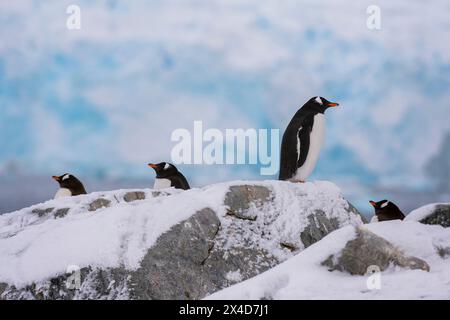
293,113 -> 326,181
153,178 -> 172,189
54,188 -> 72,199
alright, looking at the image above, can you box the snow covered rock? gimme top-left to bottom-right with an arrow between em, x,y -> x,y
406,203 -> 450,228
0,181 -> 364,300
207,221 -> 450,300
322,227 -> 430,275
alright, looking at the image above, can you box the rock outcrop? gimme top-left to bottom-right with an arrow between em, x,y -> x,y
322,227 -> 430,275
406,203 -> 450,228
0,181 -> 364,300
419,204 -> 450,228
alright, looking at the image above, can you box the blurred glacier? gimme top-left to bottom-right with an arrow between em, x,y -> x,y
1,0 -> 450,213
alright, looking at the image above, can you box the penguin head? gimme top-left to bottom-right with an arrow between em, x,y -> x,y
369,199 -> 395,214
52,173 -> 84,190
307,96 -> 339,113
148,162 -> 178,178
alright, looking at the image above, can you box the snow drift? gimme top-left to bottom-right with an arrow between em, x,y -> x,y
207,221 -> 450,300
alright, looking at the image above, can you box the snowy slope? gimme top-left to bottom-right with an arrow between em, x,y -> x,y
0,180 -> 362,288
206,221 -> 450,300
405,203 -> 450,222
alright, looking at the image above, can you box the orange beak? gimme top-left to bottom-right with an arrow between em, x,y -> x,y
148,163 -> 157,169
369,200 -> 376,207
327,102 -> 339,107
52,176 -> 60,182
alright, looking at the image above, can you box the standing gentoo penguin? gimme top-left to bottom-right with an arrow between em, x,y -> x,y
52,173 -> 87,199
279,96 -> 339,182
369,200 -> 405,222
148,162 -> 190,190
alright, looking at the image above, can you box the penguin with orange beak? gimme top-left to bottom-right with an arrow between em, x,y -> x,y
148,162 -> 190,190
279,96 -> 339,182
369,199 -> 405,222
52,174 -> 87,199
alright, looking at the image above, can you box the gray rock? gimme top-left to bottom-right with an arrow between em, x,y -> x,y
130,207 -> 278,300
130,208 -> 220,299
123,191 -> 146,203
322,227 -> 430,275
0,267 -> 129,300
0,283 -> 6,297
348,202 -> 368,224
419,204 -> 450,228
151,191 -> 171,197
32,207 -> 54,217
88,198 -> 111,212
436,246 -> 450,259
0,183 -> 365,300
54,208 -> 70,219
1,207 -> 278,300
280,242 -> 298,251
224,185 -> 272,220
300,211 -> 340,248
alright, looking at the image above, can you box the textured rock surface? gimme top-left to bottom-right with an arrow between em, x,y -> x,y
322,227 -> 430,275
420,204 -> 450,228
123,191 -> 146,203
0,283 -> 6,297
436,246 -> 450,258
32,207 -> 54,217
224,185 -> 272,220
300,211 -> 340,248
88,198 -> 111,212
348,202 -> 368,223
1,267 -> 129,300
130,208 -> 221,299
54,208 -> 70,218
0,182 -> 364,300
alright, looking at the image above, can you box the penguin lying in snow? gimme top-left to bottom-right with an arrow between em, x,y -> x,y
52,174 -> 87,199
148,162 -> 190,190
369,200 -> 405,222
279,96 -> 339,182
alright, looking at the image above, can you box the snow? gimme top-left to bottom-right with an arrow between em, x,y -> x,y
0,180 -> 362,288
406,203 -> 450,222
206,221 -> 450,300
225,270 -> 243,283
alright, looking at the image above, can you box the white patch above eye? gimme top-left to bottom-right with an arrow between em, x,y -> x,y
62,174 -> 70,181
381,201 -> 389,208
164,163 -> 170,170
315,96 -> 323,105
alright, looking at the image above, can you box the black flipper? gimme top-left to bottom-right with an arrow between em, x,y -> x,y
297,117 -> 314,168
278,114 -> 314,180
279,128 -> 299,180
170,173 -> 191,190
